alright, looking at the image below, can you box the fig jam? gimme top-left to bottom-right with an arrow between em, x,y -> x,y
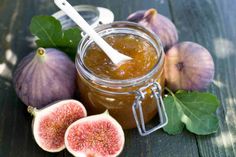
84,34 -> 158,80
76,22 -> 165,129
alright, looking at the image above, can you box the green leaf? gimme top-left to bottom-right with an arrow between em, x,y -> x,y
163,95 -> 184,134
30,16 -> 62,47
59,28 -> 82,58
163,89 -> 220,135
63,28 -> 82,48
29,15 -> 82,60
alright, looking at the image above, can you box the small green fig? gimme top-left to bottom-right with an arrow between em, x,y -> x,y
165,42 -> 215,91
127,8 -> 178,51
13,48 -> 76,108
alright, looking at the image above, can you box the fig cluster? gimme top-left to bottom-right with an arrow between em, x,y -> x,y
12,7 -> 216,156
13,48 -> 125,156
127,8 -> 215,91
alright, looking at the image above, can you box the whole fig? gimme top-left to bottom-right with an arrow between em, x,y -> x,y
127,8 -> 178,51
13,48 -> 76,108
165,42 -> 215,91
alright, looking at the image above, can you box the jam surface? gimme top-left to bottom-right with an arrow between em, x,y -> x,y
84,34 -> 158,80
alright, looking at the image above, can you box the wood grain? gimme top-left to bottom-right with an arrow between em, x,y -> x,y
0,0 -> 235,156
0,0 -> 63,156
168,0 -> 236,157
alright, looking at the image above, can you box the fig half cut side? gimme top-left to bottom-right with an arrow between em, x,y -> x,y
65,110 -> 125,157
28,99 -> 87,153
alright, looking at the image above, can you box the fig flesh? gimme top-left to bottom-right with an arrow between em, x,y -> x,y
28,99 -> 87,152
65,111 -> 125,157
127,8 -> 178,50
165,42 -> 215,91
13,48 -> 76,109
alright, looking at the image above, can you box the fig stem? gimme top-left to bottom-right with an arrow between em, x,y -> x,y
35,48 -> 46,62
104,110 -> 109,115
148,8 -> 158,15
144,8 -> 158,22
37,48 -> 45,56
27,106 -> 38,116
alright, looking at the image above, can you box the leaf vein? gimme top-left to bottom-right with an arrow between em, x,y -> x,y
34,20 -> 57,47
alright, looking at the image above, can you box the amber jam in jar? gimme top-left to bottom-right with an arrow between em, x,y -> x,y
84,34 -> 158,79
76,22 -> 167,135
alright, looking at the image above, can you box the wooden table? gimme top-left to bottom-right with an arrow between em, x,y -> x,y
1,0 -> 236,156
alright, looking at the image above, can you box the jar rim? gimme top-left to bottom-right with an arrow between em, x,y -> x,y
52,5 -> 100,29
75,21 -> 164,88
52,5 -> 115,30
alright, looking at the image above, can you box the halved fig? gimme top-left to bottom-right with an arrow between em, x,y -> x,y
65,111 -> 125,157
28,99 -> 87,152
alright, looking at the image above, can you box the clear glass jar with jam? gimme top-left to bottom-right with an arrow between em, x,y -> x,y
75,22 -> 167,136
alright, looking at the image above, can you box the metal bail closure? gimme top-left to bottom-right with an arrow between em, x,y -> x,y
132,82 -> 168,136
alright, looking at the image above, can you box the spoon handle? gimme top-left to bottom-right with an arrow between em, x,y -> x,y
54,0 -> 132,65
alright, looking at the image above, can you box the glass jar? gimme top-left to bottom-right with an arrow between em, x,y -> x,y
75,21 -> 167,136
52,5 -> 114,30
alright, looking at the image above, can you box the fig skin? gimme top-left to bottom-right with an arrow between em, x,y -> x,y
28,99 -> 87,153
164,42 -> 215,91
13,48 -> 76,109
127,8 -> 178,51
65,110 -> 125,157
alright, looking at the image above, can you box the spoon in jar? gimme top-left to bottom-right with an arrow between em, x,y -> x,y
54,0 -> 132,66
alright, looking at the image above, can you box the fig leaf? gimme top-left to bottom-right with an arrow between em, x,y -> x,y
163,94 -> 185,135
163,88 -> 220,135
30,15 -> 82,60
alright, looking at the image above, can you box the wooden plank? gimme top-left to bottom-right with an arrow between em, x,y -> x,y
168,0 -> 236,156
64,126 -> 199,157
0,0 -> 63,156
67,0 -> 171,20
0,0 -> 200,156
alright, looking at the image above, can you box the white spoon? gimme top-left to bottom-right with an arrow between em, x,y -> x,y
54,0 -> 132,66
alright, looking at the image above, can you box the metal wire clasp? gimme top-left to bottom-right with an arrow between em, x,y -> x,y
132,82 -> 168,136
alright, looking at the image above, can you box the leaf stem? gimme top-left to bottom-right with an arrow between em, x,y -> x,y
165,87 -> 175,97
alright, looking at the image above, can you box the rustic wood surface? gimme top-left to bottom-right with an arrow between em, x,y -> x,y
0,0 -> 235,156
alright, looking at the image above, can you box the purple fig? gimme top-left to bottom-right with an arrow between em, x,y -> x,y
127,8 -> 178,51
13,48 -> 76,108
164,42 -> 215,91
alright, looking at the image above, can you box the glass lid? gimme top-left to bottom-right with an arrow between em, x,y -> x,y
52,5 -> 114,30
